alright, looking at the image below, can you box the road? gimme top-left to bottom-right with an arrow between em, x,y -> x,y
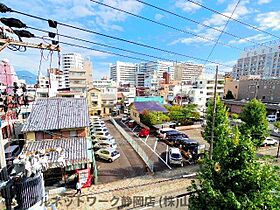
96,119 -> 147,184
115,118 -> 171,172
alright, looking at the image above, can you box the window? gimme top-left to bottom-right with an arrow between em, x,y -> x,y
200,91 -> 203,94
235,86 -> 238,89
262,96 -> 265,100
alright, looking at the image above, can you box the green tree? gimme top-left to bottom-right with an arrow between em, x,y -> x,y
140,111 -> 170,127
204,97 -> 231,147
189,128 -> 280,210
225,90 -> 235,99
274,121 -> 280,129
240,99 -> 269,147
231,113 -> 239,120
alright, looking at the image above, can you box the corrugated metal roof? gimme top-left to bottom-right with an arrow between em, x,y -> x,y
22,138 -> 90,168
133,102 -> 168,113
21,98 -> 89,132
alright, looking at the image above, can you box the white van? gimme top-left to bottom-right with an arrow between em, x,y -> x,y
168,147 -> 183,167
267,115 -> 277,122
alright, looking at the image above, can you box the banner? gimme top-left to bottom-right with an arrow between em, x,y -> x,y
76,168 -> 91,188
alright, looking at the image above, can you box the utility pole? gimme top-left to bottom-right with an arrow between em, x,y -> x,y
209,65 -> 219,160
0,121 -> 12,210
0,38 -> 60,52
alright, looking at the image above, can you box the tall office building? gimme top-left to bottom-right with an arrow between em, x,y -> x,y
110,61 -> 138,86
174,63 -> 204,84
232,40 -> 280,79
62,53 -> 93,93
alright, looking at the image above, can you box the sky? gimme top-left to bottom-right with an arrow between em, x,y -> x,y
1,0 -> 280,79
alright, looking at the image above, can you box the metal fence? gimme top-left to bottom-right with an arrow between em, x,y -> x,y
110,117 -> 154,172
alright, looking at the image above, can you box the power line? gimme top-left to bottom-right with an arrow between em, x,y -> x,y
133,0 -> 271,49
30,27 -> 226,72
90,0 -> 243,51
30,27 -> 175,63
9,9 -> 231,67
204,0 -> 241,65
185,0 -> 280,39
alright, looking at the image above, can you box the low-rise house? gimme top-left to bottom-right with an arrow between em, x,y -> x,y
130,101 -> 168,123
88,87 -> 102,116
21,98 -> 89,140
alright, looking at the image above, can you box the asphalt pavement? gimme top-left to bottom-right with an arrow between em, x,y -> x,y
96,119 -> 147,184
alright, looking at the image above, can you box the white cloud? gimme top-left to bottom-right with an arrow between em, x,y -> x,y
203,0 -> 251,27
217,0 -> 226,4
175,0 -> 202,13
258,0 -> 272,5
154,14 -> 164,21
256,12 -> 280,31
228,34 -> 271,44
172,0 -> 252,46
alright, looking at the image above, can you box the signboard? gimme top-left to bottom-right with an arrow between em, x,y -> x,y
76,168 -> 91,188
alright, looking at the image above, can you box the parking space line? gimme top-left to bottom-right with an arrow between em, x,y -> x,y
145,135 -> 149,143
153,139 -> 158,151
166,145 -> 169,163
120,120 -> 172,170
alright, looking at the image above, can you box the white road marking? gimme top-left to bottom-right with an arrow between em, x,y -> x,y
153,139 -> 158,151
166,145 -> 169,163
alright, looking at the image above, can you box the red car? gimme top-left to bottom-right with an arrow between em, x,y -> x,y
139,128 -> 150,137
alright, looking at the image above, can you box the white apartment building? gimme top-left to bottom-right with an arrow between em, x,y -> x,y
232,40 -> 280,79
110,61 -> 138,86
193,74 -> 225,101
62,53 -> 93,93
141,61 -> 174,88
49,68 -> 66,89
174,62 -> 204,84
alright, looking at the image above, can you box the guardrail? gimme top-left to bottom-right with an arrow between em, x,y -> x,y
110,117 -> 154,172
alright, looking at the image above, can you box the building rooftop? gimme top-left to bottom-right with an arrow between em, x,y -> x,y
21,98 -> 89,132
132,101 -> 168,113
22,137 -> 92,169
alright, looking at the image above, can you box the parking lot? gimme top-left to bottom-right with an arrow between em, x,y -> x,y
91,118 -> 147,184
115,116 -> 204,172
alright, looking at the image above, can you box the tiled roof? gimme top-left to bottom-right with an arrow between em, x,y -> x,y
21,98 -> 89,132
133,102 -> 168,113
22,138 -> 91,168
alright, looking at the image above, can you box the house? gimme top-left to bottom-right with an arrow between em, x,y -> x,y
88,87 -> 102,116
21,98 -> 89,140
101,93 -> 117,116
130,101 -> 168,123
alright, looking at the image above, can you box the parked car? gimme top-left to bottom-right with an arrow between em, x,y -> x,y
91,121 -> 106,126
93,142 -> 117,151
90,116 -> 101,121
91,131 -> 112,139
139,128 -> 150,138
262,137 -> 278,146
267,115 -> 277,122
92,137 -> 116,144
128,120 -> 136,128
91,127 -> 108,133
5,145 -> 21,165
95,148 -> 120,162
168,147 -> 183,166
157,128 -> 176,139
121,115 -> 128,122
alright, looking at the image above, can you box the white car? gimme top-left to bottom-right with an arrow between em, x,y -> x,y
90,127 -> 108,134
95,148 -> 120,162
93,137 -> 116,144
90,116 -> 101,121
93,142 -> 117,151
168,147 -> 183,167
262,137 -> 278,146
91,121 -> 106,126
121,115 -> 128,122
91,131 -> 112,139
267,115 -> 277,122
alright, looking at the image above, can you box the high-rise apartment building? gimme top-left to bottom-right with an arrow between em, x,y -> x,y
174,63 -> 204,84
49,68 -> 66,89
110,61 -> 137,86
232,40 -> 280,79
62,53 -> 93,93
